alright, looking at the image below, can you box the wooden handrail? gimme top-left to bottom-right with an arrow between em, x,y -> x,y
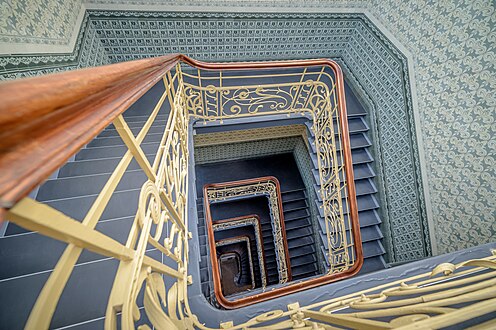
0,56 -> 360,279
0,54 -> 181,219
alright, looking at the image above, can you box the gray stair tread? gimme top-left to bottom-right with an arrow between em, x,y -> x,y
314,177 -> 377,201
37,170 -> 147,202
317,209 -> 382,233
0,216 -> 134,281
313,163 -> 375,187
315,194 -> 380,218
88,131 -> 163,148
307,132 -> 371,154
282,199 -> 308,212
309,147 -> 374,169
193,113 -> 309,134
75,142 -> 160,161
59,158 -> 139,178
107,118 -> 168,129
362,240 -> 386,258
358,255 -> 388,275
347,117 -> 369,133
320,225 -> 382,250
97,122 -> 166,138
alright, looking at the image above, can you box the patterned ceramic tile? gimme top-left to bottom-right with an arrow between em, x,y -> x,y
366,0 -> 496,254
0,0 -> 82,45
0,14 -> 111,80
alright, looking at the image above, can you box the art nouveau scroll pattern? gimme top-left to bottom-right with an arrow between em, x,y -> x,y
187,76 -> 353,273
107,68 -> 192,329
312,84 -> 353,272
184,79 -> 318,122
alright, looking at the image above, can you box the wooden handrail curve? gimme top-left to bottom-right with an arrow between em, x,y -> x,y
0,55 -> 359,271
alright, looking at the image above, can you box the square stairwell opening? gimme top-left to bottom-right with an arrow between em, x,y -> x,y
190,121 -> 360,309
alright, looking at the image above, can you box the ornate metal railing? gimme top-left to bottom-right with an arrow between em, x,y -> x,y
0,55 -> 362,328
213,215 -> 268,289
216,235 -> 256,292
204,177 -> 291,289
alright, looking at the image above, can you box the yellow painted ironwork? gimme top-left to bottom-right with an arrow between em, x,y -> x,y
4,61 -> 494,329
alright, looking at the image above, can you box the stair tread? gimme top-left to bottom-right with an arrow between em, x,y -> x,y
75,142 -> 160,161
37,170 -> 147,202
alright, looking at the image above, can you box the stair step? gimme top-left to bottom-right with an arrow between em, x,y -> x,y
282,195 -> 307,206
307,132 -> 371,154
313,163 -> 376,187
88,131 -> 164,148
263,228 -> 313,243
265,244 -> 316,260
285,226 -> 313,240
315,194 -> 380,218
37,170 -> 147,202
75,142 -> 160,161
58,158 -> 139,178
314,178 -> 377,202
281,189 -> 307,202
0,216 -> 134,281
309,146 -> 374,169
317,209 -> 382,233
97,122 -> 166,138
284,208 -> 310,221
287,236 -> 314,249
291,263 -> 319,278
362,241 -> 386,258
107,118 -> 168,129
320,225 -> 382,250
358,255 -> 388,275
304,116 -> 368,134
194,113 -> 309,134
282,199 -> 308,212
322,241 -> 386,268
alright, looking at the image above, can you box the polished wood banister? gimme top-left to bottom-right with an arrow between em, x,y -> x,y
0,53 -> 359,265
0,55 -> 180,219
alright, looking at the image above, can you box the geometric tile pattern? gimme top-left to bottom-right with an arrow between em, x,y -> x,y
0,14 -> 111,80
0,0 -> 81,45
194,136 -> 299,165
340,22 -> 428,261
89,12 -> 353,63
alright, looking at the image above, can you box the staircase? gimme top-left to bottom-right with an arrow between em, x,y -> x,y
194,154 -> 320,301
0,71 -> 387,327
0,81 -> 170,329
